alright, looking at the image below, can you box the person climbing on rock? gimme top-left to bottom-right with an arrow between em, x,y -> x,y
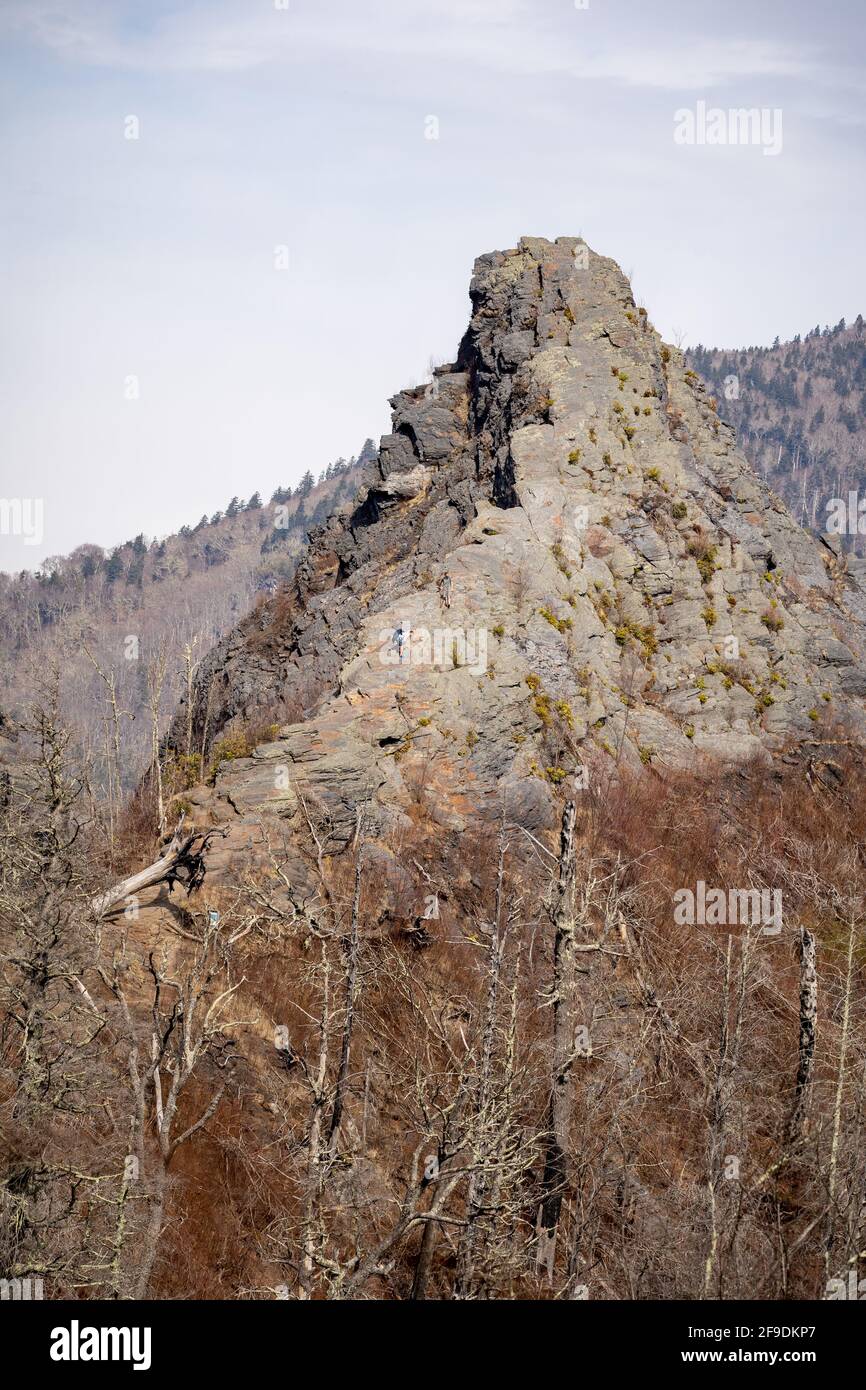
393,622 -> 407,664
439,572 -> 452,609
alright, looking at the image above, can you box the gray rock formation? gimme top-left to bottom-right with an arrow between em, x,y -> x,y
167,238 -> 866,855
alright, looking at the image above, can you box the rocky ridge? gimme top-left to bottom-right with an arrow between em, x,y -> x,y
170,237 -> 866,866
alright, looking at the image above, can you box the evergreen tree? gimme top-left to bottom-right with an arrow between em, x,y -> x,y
104,551 -> 124,583
126,555 -> 144,587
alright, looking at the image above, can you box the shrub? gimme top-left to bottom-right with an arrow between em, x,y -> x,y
539,606 -> 572,634
492,623 -> 504,638
687,535 -> 718,585
551,543 -> 572,578
532,690 -> 552,725
211,730 -> 250,764
166,751 -> 202,793
555,700 -> 574,729
614,619 -> 658,658
568,448 -> 582,464
760,608 -> 785,633
672,502 -> 687,520
207,729 -> 253,782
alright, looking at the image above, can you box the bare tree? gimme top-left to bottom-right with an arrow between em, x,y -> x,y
97,913 -> 242,1297
536,801 -> 578,1275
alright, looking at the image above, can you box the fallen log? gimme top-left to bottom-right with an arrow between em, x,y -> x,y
91,814 -> 226,919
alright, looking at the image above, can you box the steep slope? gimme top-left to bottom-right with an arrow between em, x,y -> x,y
170,237 -> 866,861
687,321 -> 866,544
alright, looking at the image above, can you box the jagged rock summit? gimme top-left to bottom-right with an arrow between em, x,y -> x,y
170,236 -> 866,860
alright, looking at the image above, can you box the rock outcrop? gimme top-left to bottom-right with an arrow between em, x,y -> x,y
168,237 -> 866,860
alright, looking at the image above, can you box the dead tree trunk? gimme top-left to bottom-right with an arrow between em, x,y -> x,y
409,1215 -> 439,1301
536,800 -> 577,1276
300,939 -> 331,1299
824,909 -> 857,1284
90,815 -> 224,918
454,830 -> 507,1299
327,838 -> 363,1146
788,927 -> 817,1141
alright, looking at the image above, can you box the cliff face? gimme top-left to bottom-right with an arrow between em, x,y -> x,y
172,237 -> 866,861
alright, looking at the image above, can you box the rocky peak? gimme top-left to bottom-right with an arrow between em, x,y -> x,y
169,237 -> 866,864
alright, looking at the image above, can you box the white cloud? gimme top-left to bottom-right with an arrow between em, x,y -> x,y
0,0 -> 819,90
585,40 -> 812,90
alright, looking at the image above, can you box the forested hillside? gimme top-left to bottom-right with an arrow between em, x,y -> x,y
0,449 -> 370,794
688,318 -> 866,546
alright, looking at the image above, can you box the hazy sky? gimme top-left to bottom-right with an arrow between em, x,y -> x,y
1,0 -> 864,569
